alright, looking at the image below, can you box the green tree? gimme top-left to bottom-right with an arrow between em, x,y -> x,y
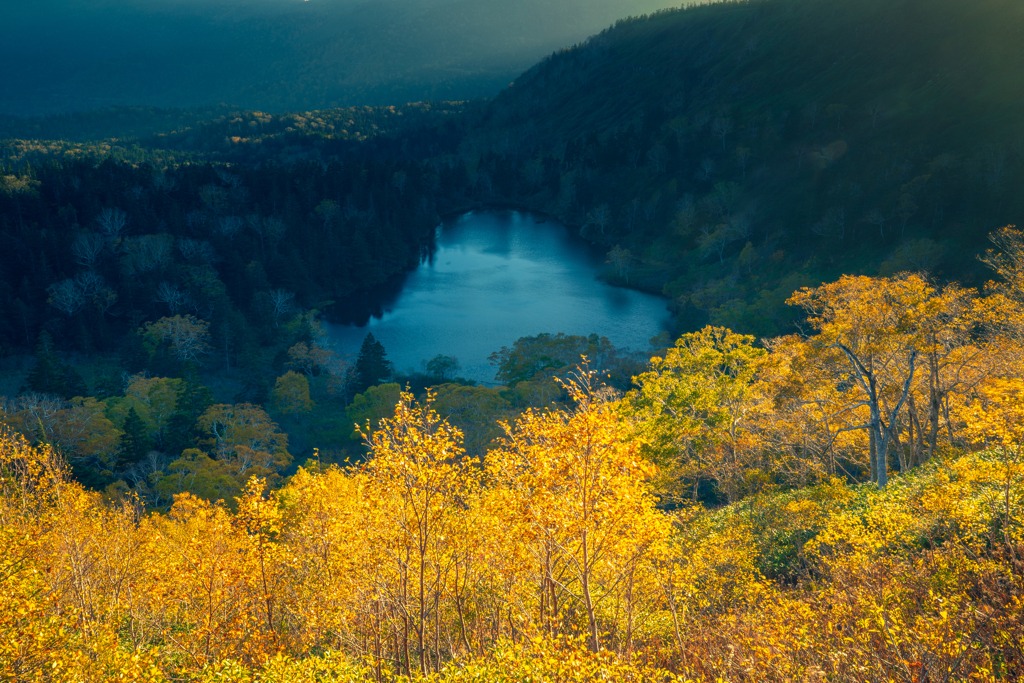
271,372 -> 313,415
425,354 -> 461,381
345,383 -> 402,441
163,379 -> 215,457
118,407 -> 152,468
104,376 -> 182,449
431,383 -> 511,455
23,333 -> 87,399
488,333 -> 614,386
355,333 -> 394,392
623,326 -> 767,503
152,449 -> 242,505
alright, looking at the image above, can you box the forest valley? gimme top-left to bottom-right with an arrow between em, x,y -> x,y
2,0 -> 1024,679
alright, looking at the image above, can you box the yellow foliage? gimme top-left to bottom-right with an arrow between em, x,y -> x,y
1,350 -> 1023,681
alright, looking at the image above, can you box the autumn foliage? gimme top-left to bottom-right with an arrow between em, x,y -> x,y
3,380 -> 1023,680
5,232 -> 1024,680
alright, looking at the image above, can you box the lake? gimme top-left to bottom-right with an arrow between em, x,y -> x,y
325,210 -> 671,384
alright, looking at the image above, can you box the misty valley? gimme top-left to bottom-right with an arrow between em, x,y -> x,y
2,0 -> 1024,680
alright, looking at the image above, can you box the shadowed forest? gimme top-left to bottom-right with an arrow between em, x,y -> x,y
2,0 -> 1024,680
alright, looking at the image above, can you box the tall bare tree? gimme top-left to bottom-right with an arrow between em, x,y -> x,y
711,117 -> 734,151
95,207 -> 129,240
71,234 -> 104,268
47,279 -> 85,316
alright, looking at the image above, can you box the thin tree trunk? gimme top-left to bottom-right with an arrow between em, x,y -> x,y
669,595 -> 682,650
541,548 -> 550,632
581,530 -> 600,652
550,552 -> 559,633
869,422 -> 878,484
943,395 -> 956,448
402,557 -> 411,678
418,524 -> 427,675
434,586 -> 440,673
374,602 -> 382,683
876,353 -> 917,488
624,564 -> 636,659
891,421 -> 907,472
403,616 -> 411,677
907,395 -> 917,468
926,353 -> 942,460
454,560 -> 471,656
910,396 -> 925,467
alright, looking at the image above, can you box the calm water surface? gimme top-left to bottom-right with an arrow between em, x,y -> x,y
325,210 -> 671,384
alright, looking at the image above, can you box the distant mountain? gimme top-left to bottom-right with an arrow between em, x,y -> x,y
0,0 -> 682,116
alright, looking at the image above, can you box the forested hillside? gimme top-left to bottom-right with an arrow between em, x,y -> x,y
453,0 -> 1024,334
9,0 -> 1024,338
0,148 -> 440,351
7,0 -> 1024,338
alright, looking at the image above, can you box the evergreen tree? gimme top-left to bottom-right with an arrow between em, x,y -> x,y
60,352 -> 88,398
24,332 -> 88,399
24,333 -> 63,395
119,329 -> 150,374
355,332 -> 394,393
119,407 -> 152,468
177,370 -> 215,419
164,379 -> 215,457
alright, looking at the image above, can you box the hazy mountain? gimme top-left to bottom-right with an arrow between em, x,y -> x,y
0,0 -> 684,116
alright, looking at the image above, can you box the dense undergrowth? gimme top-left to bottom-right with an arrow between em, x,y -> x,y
2,396 -> 1022,681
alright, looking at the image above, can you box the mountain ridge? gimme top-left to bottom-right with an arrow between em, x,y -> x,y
0,0 -> 682,116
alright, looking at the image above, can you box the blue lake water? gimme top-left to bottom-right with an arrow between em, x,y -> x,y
325,210 -> 671,384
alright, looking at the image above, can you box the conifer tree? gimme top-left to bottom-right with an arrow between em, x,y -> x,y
355,332 -> 394,393
118,407 -> 152,468
23,332 -> 87,399
163,379 -> 214,457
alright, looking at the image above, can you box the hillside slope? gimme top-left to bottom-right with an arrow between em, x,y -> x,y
455,0 -> 1024,334
3,415 -> 1022,680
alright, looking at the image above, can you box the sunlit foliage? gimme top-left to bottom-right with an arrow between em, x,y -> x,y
2,344 -> 1023,680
